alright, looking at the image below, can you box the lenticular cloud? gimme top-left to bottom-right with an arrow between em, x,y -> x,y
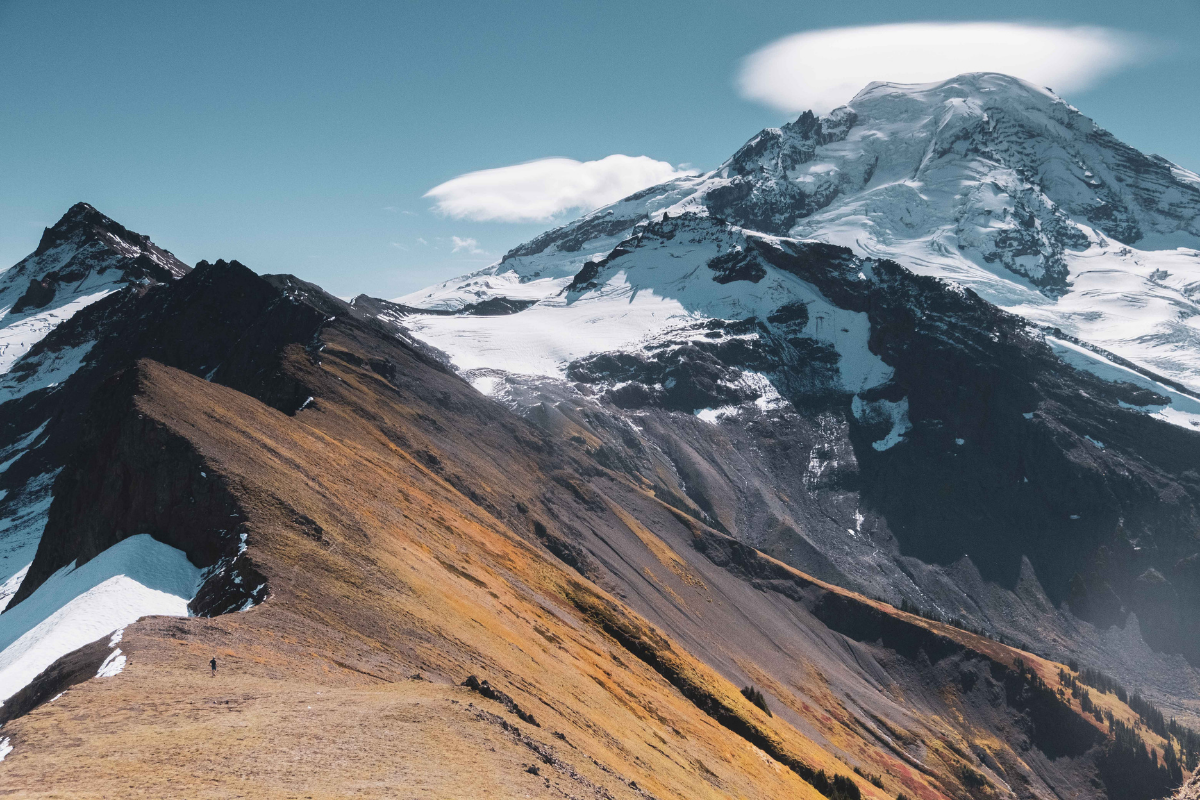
738,22 -> 1141,114
425,155 -> 693,223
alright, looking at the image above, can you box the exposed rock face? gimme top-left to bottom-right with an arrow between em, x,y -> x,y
7,364 -> 264,614
27,202 -> 189,282
705,108 -> 858,234
1173,769 -> 1200,800
10,277 -> 58,314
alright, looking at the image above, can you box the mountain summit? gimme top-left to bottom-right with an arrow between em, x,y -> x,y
0,202 -> 189,373
404,73 -> 1200,391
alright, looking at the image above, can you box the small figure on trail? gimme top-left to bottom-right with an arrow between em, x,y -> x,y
210,657 -> 217,677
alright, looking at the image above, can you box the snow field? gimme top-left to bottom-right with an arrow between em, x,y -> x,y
0,535 -> 202,703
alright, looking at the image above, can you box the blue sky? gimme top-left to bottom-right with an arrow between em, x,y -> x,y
1,0 -> 1197,298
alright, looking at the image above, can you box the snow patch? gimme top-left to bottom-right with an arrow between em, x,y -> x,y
1048,338 -> 1200,431
0,340 -> 96,404
0,470 -> 59,589
0,535 -> 202,703
853,395 -> 913,451
0,290 -> 114,376
471,375 -> 502,396
0,565 -> 31,613
695,406 -> 742,424
96,648 -> 126,678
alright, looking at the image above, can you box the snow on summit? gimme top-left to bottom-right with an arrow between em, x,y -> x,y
0,202 -> 189,375
394,73 -> 1200,406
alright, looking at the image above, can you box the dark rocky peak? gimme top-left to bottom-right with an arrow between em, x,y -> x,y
2,203 -> 190,317
351,293 -> 534,320
29,202 -> 190,281
262,271 -> 355,318
501,210 -> 640,263
34,202 -> 132,256
68,258 -> 445,414
351,294 -> 441,319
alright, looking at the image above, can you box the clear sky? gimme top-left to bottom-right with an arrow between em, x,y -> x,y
2,0 -> 1197,298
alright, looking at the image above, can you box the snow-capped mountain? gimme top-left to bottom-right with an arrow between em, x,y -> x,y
374,73 -> 1200,719
2,76 -> 1200,792
400,73 -> 1200,393
0,202 -> 189,377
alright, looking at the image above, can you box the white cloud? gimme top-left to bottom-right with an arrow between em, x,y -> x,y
738,22 -> 1142,114
451,236 -> 486,254
425,155 -> 694,223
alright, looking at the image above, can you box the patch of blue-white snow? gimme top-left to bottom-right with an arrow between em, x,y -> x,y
0,470 -> 59,590
0,534 -> 202,703
96,648 -> 126,678
1049,338 -> 1200,432
852,395 -> 913,451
